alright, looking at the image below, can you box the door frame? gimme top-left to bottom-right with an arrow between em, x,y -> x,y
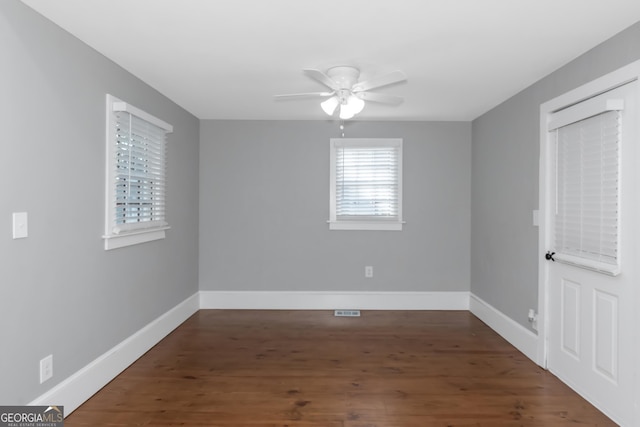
538,60 -> 640,422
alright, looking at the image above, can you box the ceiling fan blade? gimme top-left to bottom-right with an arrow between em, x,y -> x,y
355,91 -> 404,105
274,91 -> 335,100
303,69 -> 339,90
353,70 -> 407,92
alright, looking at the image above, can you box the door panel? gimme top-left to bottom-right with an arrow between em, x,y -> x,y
593,290 -> 617,382
560,279 -> 580,359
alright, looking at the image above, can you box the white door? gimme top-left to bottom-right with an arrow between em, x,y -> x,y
542,80 -> 639,425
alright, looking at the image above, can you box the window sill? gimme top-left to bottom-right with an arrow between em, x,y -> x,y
328,221 -> 403,231
103,226 -> 170,250
554,253 -> 620,276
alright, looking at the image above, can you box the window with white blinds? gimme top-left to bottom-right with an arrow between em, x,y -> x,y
104,94 -> 173,250
329,138 -> 403,231
553,109 -> 621,270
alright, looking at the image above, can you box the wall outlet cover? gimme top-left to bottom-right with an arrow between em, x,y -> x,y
40,354 -> 53,384
365,266 -> 373,278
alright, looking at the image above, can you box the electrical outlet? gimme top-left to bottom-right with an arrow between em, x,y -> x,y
527,309 -> 538,331
40,355 -> 53,384
365,266 -> 373,278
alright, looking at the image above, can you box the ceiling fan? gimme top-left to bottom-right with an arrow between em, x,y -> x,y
275,66 -> 406,119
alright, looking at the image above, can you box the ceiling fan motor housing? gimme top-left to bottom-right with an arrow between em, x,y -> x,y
327,66 -> 360,89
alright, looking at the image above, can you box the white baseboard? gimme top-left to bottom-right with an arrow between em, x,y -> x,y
199,290 -> 470,310
469,293 -> 540,364
29,292 -> 200,416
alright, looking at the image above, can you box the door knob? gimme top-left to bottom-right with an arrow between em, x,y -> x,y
545,251 -> 555,261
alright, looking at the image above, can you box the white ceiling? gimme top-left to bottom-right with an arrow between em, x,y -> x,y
19,0 -> 640,121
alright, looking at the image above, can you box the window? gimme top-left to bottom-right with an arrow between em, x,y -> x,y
329,138 -> 403,231
549,96 -> 622,273
103,94 -> 173,250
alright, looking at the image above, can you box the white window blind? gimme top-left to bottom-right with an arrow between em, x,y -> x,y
113,111 -> 167,232
554,110 -> 621,268
330,138 -> 403,231
104,94 -> 173,250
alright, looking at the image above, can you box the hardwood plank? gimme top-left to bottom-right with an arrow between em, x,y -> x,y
65,310 -> 617,426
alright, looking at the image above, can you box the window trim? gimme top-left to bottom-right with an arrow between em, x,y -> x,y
103,94 -> 173,250
329,138 -> 403,231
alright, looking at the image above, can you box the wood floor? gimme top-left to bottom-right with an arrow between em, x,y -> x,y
66,310 -> 616,426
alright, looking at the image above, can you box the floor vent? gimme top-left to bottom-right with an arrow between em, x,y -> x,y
334,310 -> 361,317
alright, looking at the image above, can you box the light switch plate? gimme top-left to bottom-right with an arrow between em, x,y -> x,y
13,212 -> 28,239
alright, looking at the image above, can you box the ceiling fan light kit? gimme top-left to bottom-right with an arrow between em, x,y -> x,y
275,65 -> 406,120
322,89 -> 365,119
320,96 -> 339,116
339,95 -> 365,119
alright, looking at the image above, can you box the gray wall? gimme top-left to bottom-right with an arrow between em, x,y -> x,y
0,1 -> 200,404
200,120 -> 471,293
471,21 -> 640,330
